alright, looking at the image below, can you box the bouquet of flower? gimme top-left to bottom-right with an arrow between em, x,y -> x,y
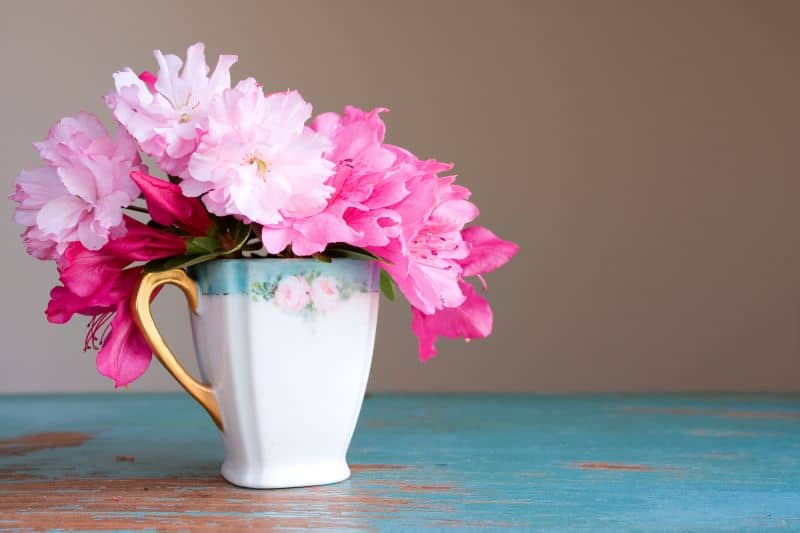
11,43 -> 518,387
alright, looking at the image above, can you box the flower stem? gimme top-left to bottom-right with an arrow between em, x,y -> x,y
124,205 -> 149,214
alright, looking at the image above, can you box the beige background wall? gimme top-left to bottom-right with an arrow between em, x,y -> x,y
0,0 -> 797,393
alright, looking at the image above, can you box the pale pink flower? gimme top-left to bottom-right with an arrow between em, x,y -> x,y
107,42 -> 237,177
274,275 -> 311,311
12,167 -> 68,260
184,78 -> 334,225
310,276 -> 339,311
11,113 -> 144,258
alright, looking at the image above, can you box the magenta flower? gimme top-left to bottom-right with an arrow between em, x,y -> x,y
94,290 -> 155,389
104,216 -> 193,260
48,265 -> 154,388
47,217 -> 189,387
183,79 -> 334,226
11,113 -> 144,259
46,267 -> 139,325
129,171 -> 212,236
107,43 -> 237,177
49,217 -> 187,321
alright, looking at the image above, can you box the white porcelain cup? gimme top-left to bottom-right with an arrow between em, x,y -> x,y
132,258 -> 380,488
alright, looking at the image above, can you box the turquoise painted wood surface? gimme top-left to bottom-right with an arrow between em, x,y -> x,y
1,394 -> 799,531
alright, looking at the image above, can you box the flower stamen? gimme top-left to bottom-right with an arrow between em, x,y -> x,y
84,312 -> 114,351
245,155 -> 270,179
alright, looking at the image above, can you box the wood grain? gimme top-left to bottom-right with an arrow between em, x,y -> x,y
1,393 -> 799,530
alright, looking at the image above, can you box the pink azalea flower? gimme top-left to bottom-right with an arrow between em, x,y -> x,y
95,291 -> 154,390
407,225 -> 518,360
46,264 -> 149,388
411,282 -> 493,361
310,276 -> 339,311
259,212 -> 363,256
107,42 -> 237,177
46,268 -> 140,325
129,171 -> 212,236
460,226 -> 520,289
56,242 -> 130,303
183,79 -> 334,226
370,172 -> 479,315
260,107 -> 409,255
108,217 -> 194,261
274,275 -> 311,311
47,217 -> 189,387
11,113 -> 144,259
48,218 -> 186,323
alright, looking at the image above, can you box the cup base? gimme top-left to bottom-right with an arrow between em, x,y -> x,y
221,460 -> 351,489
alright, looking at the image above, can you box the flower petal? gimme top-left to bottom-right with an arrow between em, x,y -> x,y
57,166 -> 97,203
129,171 -> 212,236
411,282 -> 493,361
58,242 -> 128,298
460,226 -> 519,278
104,216 -> 187,262
96,298 -> 153,387
36,196 -> 87,238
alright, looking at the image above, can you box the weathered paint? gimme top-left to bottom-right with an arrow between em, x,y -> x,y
573,462 -> 656,472
1,394 -> 799,530
0,432 -> 91,456
624,406 -> 800,420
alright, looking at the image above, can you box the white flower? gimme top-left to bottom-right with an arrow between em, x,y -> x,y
107,42 -> 237,177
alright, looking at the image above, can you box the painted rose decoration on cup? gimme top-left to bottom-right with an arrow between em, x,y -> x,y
310,276 -> 339,312
274,276 -> 312,312
10,42 -> 518,387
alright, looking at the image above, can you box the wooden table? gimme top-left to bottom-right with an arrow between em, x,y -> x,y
1,394 -> 798,530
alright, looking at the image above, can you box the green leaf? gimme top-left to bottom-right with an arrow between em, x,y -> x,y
379,269 -> 397,301
186,236 -> 221,256
229,221 -> 251,251
144,222 -> 252,273
146,220 -> 185,234
312,253 -> 332,263
144,252 -> 219,273
325,243 -> 391,263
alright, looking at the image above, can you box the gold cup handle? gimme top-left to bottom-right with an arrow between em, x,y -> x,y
131,269 -> 223,430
